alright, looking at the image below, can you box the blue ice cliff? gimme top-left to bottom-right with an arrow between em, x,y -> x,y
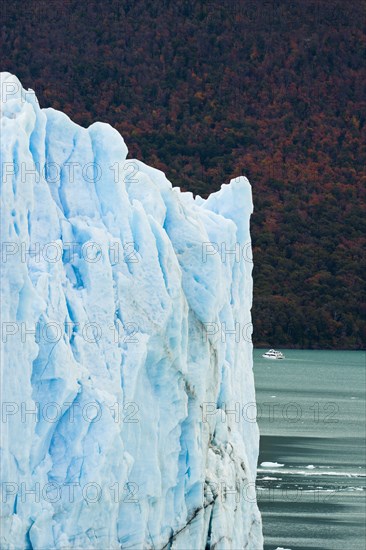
0,73 -> 263,549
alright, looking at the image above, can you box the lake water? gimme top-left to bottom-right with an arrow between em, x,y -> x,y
253,349 -> 366,550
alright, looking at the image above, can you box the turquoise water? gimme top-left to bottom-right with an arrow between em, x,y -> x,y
254,349 -> 366,550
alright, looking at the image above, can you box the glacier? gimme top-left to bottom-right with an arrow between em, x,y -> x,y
0,73 -> 263,549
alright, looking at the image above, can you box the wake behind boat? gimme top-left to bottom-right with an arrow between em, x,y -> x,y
262,349 -> 285,360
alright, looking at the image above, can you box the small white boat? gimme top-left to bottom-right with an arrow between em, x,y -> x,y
262,349 -> 285,360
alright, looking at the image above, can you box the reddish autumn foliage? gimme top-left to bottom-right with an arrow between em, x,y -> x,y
1,0 -> 365,348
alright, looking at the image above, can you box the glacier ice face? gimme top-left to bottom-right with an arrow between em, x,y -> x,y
0,73 -> 263,549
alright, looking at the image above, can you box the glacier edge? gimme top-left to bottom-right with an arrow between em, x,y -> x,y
0,72 -> 263,549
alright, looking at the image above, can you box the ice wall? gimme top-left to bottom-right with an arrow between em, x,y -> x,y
0,73 -> 263,549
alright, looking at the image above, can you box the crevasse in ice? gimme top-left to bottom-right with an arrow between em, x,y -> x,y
0,73 -> 263,549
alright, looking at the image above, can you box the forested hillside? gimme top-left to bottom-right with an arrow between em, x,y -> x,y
1,0 -> 365,348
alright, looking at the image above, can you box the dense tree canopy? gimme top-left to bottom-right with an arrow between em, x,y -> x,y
1,0 -> 365,348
